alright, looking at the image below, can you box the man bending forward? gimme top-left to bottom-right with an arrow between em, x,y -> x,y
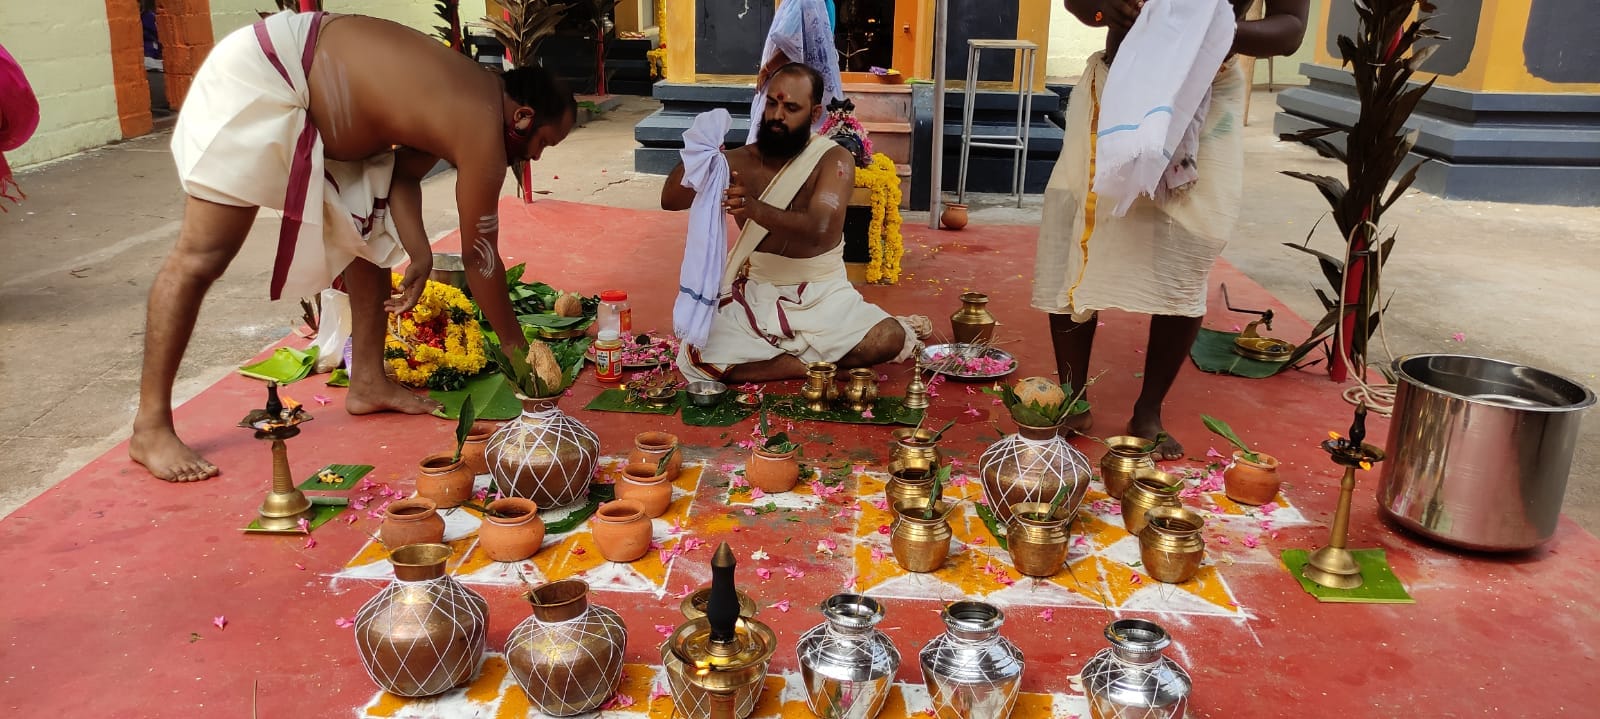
662,64 -> 925,383
131,11 -> 575,482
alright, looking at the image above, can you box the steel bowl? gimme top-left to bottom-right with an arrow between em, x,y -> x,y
429,252 -> 468,294
686,381 -> 727,408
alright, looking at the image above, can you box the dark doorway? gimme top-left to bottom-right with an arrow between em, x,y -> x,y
833,0 -> 894,72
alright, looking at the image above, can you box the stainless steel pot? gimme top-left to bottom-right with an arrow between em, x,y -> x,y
429,252 -> 468,294
1378,354 -> 1595,551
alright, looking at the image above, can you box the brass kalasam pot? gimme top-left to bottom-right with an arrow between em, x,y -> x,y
891,500 -> 953,573
506,579 -> 628,716
1120,471 -> 1184,537
886,462 -> 943,508
354,544 -> 488,697
978,421 -> 1091,524
485,395 -> 600,508
1100,435 -> 1158,499
1005,502 -> 1073,577
845,368 -> 880,413
804,362 -> 839,412
950,292 -> 997,344
1138,506 -> 1205,584
889,427 -> 943,474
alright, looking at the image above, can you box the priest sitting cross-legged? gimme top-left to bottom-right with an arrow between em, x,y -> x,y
661,63 -> 930,383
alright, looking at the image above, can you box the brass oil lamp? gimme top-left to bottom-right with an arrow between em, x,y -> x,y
237,382 -> 317,533
1303,403 -> 1386,589
665,542 -> 777,719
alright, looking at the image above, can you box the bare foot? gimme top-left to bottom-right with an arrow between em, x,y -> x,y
347,379 -> 443,415
1129,411 -> 1182,460
1061,409 -> 1094,437
129,426 -> 220,482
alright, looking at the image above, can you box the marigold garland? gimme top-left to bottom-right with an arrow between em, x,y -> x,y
854,152 -> 904,284
646,0 -> 668,78
383,275 -> 488,391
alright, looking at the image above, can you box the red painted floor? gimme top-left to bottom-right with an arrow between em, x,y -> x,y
2,199 -> 1596,717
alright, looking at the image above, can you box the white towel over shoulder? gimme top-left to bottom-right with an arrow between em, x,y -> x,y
675,109 -> 734,350
1092,0 -> 1236,216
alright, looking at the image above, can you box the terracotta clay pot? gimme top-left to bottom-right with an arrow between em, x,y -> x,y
1223,451 -> 1282,506
459,421 -> 499,476
615,463 -> 674,518
381,498 -> 445,548
627,431 -> 682,482
939,202 -> 969,230
477,497 -> 545,562
416,453 -> 475,509
590,499 -> 652,562
747,446 -> 801,493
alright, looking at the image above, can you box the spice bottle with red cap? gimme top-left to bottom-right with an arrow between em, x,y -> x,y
598,290 -> 632,337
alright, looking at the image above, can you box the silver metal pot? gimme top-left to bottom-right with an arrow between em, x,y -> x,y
429,252 -> 468,294
1378,354 -> 1595,551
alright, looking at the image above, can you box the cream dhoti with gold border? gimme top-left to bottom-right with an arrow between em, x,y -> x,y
1032,52 -> 1246,320
171,10 -> 406,302
677,135 -> 913,383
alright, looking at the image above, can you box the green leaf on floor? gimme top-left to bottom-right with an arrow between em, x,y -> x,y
295,463 -> 375,491
238,346 -> 319,384
765,394 -> 922,426
1190,328 -> 1289,379
326,368 -> 350,387
682,396 -> 757,427
584,388 -> 679,415
544,483 -> 617,535
431,372 -> 522,420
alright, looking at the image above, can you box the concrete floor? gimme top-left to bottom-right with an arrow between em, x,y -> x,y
3,91 -> 1598,532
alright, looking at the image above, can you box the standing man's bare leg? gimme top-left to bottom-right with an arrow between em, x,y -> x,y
130,196 -> 260,482
341,257 -> 441,415
1130,314 -> 1203,460
1049,312 -> 1096,434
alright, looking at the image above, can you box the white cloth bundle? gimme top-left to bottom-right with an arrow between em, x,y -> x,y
1092,0 -> 1236,215
674,109 -> 734,350
744,0 -> 844,145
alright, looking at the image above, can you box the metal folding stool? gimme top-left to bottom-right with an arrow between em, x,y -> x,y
956,39 -> 1038,208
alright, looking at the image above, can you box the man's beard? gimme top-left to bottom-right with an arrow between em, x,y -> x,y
755,119 -> 809,159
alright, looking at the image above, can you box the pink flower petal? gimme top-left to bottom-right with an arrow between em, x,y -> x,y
1205,447 -> 1226,460
1451,332 -> 1466,342
1260,503 -> 1277,515
1242,534 -> 1261,549
296,517 -> 311,533
312,394 -> 333,406
784,565 -> 806,579
742,508 -> 757,516
212,616 -> 227,630
950,475 -> 970,488
841,573 -> 857,589
773,599 -> 791,613
861,409 -> 875,419
293,562 -> 306,571
870,546 -> 886,561
871,498 -> 889,511
601,692 -> 635,709
303,537 -> 317,549
572,546 -> 587,555
334,617 -> 355,628
964,406 -> 981,417
649,683 -> 670,701
1130,573 -> 1143,585
750,487 -> 766,499
877,524 -> 891,535
756,567 -> 773,580
655,624 -> 674,637
1038,608 -> 1055,622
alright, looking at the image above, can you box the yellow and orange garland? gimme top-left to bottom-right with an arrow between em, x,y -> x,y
383,275 -> 488,391
854,152 -> 904,284
646,0 -> 668,78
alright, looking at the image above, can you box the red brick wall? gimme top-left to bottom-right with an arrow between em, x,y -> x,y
104,0 -> 153,138
153,0 -> 215,112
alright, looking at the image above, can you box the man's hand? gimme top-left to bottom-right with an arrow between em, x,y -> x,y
385,257 -> 432,314
724,170 -> 761,221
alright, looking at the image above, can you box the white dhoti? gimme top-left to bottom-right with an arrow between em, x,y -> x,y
1032,52 -> 1246,320
171,10 -> 405,302
679,245 -> 896,382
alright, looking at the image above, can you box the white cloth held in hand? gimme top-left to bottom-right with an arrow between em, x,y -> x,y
1093,0 -> 1236,216
674,109 -> 734,350
745,0 -> 845,145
